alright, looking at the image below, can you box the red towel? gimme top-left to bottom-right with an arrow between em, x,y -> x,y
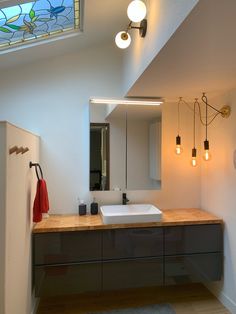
33,179 -> 50,223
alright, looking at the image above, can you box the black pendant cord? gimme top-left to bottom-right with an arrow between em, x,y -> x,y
201,94 -> 222,115
177,97 -> 182,136
193,100 -> 196,149
205,95 -> 208,140
182,97 -> 221,127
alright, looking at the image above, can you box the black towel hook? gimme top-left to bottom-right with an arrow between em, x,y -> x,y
29,162 -> 44,180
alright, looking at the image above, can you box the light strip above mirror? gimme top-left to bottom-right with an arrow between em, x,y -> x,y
90,98 -> 163,106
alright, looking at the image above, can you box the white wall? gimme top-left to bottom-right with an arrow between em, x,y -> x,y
201,90 -> 236,313
0,42 -> 201,213
5,123 -> 39,314
123,0 -> 198,94
0,43 -> 123,214
0,122 -> 39,314
0,123 -> 6,314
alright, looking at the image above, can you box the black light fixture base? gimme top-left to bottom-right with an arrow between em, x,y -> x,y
139,19 -> 147,37
204,140 -> 209,150
192,148 -> 197,157
176,135 -> 181,145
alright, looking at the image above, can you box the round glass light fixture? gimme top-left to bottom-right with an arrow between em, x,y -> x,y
127,0 -> 147,23
115,31 -> 131,49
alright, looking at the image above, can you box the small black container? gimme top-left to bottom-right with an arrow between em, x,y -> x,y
79,200 -> 86,216
90,198 -> 98,215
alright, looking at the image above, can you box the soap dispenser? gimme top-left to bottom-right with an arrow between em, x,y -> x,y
78,198 -> 86,216
90,197 -> 98,215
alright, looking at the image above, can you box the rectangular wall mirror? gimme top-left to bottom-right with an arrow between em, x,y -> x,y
90,101 -> 162,191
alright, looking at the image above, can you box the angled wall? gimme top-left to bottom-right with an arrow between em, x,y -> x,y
123,0 -> 198,95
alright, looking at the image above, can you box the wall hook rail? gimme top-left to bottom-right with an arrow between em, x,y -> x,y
9,145 -> 29,155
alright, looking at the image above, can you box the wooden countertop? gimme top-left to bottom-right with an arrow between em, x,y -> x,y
33,208 -> 223,233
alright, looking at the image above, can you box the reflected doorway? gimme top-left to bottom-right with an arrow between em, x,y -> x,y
90,123 -> 110,190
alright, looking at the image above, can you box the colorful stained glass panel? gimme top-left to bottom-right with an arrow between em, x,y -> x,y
0,0 -> 80,49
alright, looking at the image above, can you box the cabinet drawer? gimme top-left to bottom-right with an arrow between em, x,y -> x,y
34,231 -> 102,265
103,257 -> 163,291
35,262 -> 102,297
103,228 -> 163,260
165,224 -> 222,255
164,253 -> 222,285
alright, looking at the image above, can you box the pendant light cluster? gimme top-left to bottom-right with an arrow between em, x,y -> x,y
115,0 -> 147,49
175,93 -> 231,166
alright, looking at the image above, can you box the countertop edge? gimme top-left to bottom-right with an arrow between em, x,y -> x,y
32,214 -> 223,234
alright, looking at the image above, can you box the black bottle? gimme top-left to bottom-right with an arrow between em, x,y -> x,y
90,198 -> 98,215
78,199 -> 86,216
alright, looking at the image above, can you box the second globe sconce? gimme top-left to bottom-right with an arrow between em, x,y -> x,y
115,0 -> 147,49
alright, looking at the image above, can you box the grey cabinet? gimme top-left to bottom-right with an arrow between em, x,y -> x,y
35,262 -> 102,297
103,258 -> 163,290
33,223 -> 223,296
102,228 -> 164,291
164,224 -> 223,285
164,224 -> 222,255
103,228 -> 163,259
165,253 -> 222,285
34,230 -> 102,265
33,230 -> 102,297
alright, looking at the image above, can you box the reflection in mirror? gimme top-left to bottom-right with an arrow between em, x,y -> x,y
90,123 -> 109,190
126,105 -> 161,190
89,102 -> 162,191
90,103 -> 126,191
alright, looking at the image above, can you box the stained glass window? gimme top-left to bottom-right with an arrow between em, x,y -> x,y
0,0 -> 80,49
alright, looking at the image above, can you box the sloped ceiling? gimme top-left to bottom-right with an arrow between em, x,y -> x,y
0,0 -> 130,69
127,0 -> 236,101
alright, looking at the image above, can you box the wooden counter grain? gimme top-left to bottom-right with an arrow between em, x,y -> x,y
33,208 -> 223,233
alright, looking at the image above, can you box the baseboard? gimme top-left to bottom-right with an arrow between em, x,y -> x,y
31,297 -> 40,314
205,283 -> 236,314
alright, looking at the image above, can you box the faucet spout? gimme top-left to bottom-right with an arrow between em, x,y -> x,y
122,193 -> 129,205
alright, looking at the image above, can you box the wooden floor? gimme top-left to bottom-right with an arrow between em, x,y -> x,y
37,284 -> 230,314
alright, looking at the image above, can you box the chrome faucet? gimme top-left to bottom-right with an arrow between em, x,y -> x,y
122,193 -> 129,205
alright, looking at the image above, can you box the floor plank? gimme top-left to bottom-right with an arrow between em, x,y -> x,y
37,284 -> 230,314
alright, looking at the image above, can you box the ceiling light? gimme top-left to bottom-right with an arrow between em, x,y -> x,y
115,0 -> 147,49
115,31 -> 131,49
127,0 -> 147,23
90,98 -> 163,106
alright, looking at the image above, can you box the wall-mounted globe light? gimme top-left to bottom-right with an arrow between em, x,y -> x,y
127,0 -> 147,23
115,31 -> 131,49
115,0 -> 147,49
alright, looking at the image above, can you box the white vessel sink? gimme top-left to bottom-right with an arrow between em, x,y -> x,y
100,204 -> 162,224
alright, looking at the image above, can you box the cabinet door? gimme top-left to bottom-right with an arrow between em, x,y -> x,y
103,228 -> 163,260
34,230 -> 102,265
165,224 -> 222,255
165,253 -> 222,285
35,262 -> 102,297
103,257 -> 163,291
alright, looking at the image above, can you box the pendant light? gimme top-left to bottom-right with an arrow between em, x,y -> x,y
174,93 -> 231,165
191,99 -> 197,167
202,93 -> 211,161
175,97 -> 183,155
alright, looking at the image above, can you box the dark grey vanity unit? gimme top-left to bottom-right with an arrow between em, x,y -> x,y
33,214 -> 223,297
